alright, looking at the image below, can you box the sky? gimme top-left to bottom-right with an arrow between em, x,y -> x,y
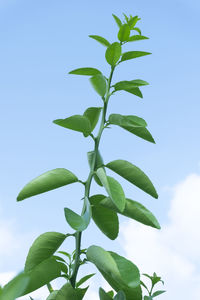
0,0 -> 200,299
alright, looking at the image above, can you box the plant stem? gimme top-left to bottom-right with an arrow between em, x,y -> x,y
69,65 -> 115,288
47,282 -> 54,293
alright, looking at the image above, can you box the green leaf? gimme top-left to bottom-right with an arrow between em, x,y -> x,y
144,297 -> 152,300
87,150 -> 104,186
0,273 -> 29,300
87,246 -> 141,300
25,232 -> 66,272
99,197 -> 160,229
99,287 -> 112,300
58,262 -> 68,274
114,291 -> 126,300
53,255 -> 66,263
107,290 -> 114,297
23,258 -> 62,295
53,115 -> 92,137
92,204 -> 119,239
128,35 -> 149,42
69,67 -> 101,76
113,83 -> 143,98
133,27 -> 141,35
89,35 -> 110,47
51,283 -> 87,300
76,273 -> 95,288
83,107 -> 102,132
96,168 -> 126,212
109,114 -> 155,143
17,168 -> 78,201
152,290 -> 166,297
112,14 -> 122,28
89,194 -> 106,205
105,42 -> 122,66
128,16 -> 140,29
64,197 -> 91,231
90,74 -> 107,97
114,80 -> 149,89
121,51 -> 151,62
118,24 -> 130,42
106,160 -> 158,199
109,114 -> 147,127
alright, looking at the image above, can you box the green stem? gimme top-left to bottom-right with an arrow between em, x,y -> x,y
47,282 -> 54,293
69,65 -> 115,288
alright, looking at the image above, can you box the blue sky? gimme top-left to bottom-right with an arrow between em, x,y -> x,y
0,0 -> 200,299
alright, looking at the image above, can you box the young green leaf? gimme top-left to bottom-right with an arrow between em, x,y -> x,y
25,232 -> 67,272
53,115 -> 92,137
17,168 -> 78,201
83,107 -> 102,132
76,273 -> 95,288
99,287 -> 113,300
109,114 -> 155,143
152,290 -> 166,297
128,35 -> 149,42
0,273 -> 29,300
105,42 -> 122,66
90,74 -> 107,97
120,51 -> 151,62
96,168 -> 126,212
114,290 -> 126,300
128,16 -> 140,29
86,246 -> 142,300
106,160 -> 158,199
113,83 -> 143,98
118,24 -> 130,42
69,67 -> 101,76
64,197 -> 91,231
133,27 -> 142,35
112,14 -> 122,28
89,35 -> 110,47
92,204 -> 119,239
99,197 -> 161,229
23,258 -> 62,295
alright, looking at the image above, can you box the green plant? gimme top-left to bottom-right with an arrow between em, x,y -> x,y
0,13 -> 165,300
142,273 -> 166,299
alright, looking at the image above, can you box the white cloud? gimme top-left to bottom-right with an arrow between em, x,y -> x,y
119,173 -> 200,299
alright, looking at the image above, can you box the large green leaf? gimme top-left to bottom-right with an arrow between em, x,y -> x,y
69,67 -> 101,76
118,24 -> 130,42
92,204 -> 119,239
99,197 -> 160,229
96,168 -> 126,212
86,246 -> 141,300
64,197 -> 91,231
106,160 -> 158,199
108,114 -> 155,143
25,232 -> 67,272
112,14 -> 122,28
128,35 -> 149,42
83,107 -> 102,132
90,74 -> 107,97
105,42 -> 122,66
89,35 -> 110,47
99,287 -> 112,300
0,273 -> 29,300
17,168 -> 78,201
23,258 -> 62,295
121,51 -> 151,62
48,283 -> 87,300
53,115 -> 92,136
